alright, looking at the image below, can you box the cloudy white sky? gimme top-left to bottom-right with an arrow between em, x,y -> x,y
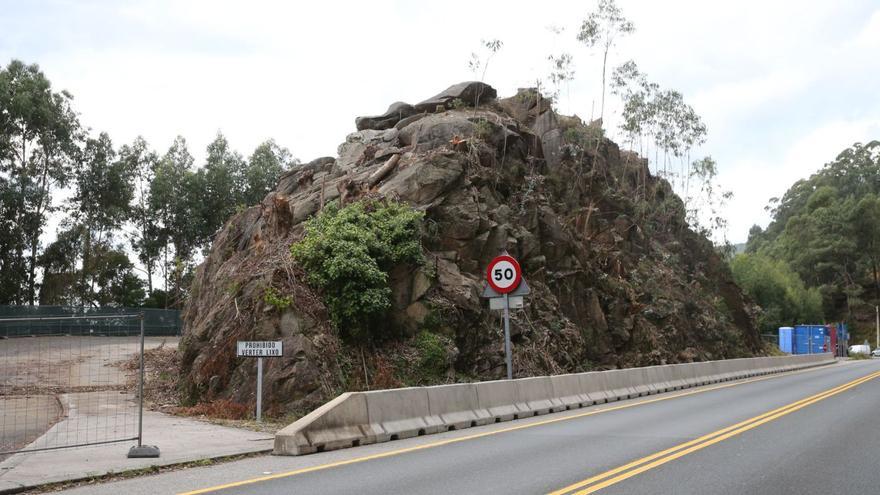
2,0 -> 879,243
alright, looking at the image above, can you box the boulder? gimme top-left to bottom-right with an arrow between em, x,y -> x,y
397,113 -> 475,152
414,81 -> 497,113
378,153 -> 464,204
355,102 -> 417,131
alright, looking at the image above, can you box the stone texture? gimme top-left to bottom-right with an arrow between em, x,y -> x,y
413,81 -> 498,113
355,102 -> 417,131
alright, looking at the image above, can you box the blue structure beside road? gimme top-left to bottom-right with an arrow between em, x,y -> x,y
779,324 -> 845,355
779,327 -> 794,353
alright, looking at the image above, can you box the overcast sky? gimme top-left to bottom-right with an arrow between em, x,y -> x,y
2,0 -> 879,243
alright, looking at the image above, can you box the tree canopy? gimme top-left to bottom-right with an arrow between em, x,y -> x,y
0,59 -> 298,308
743,140 -> 880,325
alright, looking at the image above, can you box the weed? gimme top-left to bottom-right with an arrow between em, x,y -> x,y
263,286 -> 293,311
177,399 -> 252,420
473,119 -> 494,141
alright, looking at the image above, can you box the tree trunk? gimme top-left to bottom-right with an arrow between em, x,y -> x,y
81,226 -> 91,307
17,134 -> 28,305
873,256 -> 880,300
26,155 -> 52,306
600,45 -> 609,123
163,244 -> 169,310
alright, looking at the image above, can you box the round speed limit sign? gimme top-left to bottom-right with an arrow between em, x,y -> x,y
486,255 -> 522,294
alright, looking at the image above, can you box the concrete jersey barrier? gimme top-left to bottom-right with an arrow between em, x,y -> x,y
274,353 -> 834,455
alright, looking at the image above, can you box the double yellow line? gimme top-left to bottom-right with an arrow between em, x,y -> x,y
179,365 -> 838,495
550,368 -> 880,495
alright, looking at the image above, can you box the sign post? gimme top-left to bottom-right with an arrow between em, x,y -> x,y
236,341 -> 283,421
484,254 -> 525,380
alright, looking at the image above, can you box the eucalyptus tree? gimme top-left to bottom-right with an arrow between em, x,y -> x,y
120,136 -> 161,293
546,53 -> 575,103
577,0 -> 635,123
0,176 -> 27,303
69,132 -> 135,304
200,132 -> 247,244
245,139 -> 296,206
0,60 -> 81,304
468,38 -> 503,108
611,60 -> 706,197
611,60 -> 658,151
150,136 -> 199,307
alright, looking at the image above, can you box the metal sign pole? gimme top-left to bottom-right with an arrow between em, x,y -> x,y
256,357 -> 263,422
503,293 -> 512,380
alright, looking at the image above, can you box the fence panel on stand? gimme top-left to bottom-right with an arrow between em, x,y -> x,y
0,310 -> 169,457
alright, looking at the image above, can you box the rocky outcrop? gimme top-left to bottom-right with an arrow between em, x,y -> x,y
355,102 -> 416,131
180,82 -> 761,416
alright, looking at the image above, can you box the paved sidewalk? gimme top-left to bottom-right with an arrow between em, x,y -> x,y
0,410 -> 273,493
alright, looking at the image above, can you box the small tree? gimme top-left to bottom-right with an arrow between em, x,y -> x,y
577,0 -> 635,124
245,139 -> 297,205
468,39 -> 503,108
546,53 -> 575,103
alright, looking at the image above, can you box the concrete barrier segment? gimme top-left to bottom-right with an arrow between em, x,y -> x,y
550,374 -> 592,409
364,387 -> 438,442
274,392 -> 372,455
425,383 -> 486,430
578,371 -> 610,404
475,379 -> 523,422
514,376 -> 566,416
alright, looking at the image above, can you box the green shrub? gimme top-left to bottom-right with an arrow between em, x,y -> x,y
413,331 -> 449,382
290,199 -> 424,342
263,286 -> 292,311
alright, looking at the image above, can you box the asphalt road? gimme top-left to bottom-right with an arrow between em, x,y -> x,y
59,359 -> 880,495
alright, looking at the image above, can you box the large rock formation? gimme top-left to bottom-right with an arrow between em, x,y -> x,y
180,82 -> 761,416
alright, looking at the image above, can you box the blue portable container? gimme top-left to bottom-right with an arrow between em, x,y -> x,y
778,327 -> 794,354
793,325 -> 829,354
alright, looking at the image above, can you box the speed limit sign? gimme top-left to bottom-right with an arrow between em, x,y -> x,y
486,255 -> 522,294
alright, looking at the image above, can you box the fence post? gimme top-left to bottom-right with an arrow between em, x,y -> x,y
127,312 -> 160,458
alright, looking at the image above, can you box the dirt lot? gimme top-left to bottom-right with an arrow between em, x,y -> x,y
0,336 -> 178,455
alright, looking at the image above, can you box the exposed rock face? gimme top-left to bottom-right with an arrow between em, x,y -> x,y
180,82 -> 761,415
355,102 -> 416,131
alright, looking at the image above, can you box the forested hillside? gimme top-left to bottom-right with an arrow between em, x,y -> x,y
736,141 -> 880,338
0,60 -> 297,309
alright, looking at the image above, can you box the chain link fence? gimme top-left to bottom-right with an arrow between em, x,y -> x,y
0,307 -> 179,458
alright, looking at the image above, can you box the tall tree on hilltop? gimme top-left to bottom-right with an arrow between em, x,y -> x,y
245,139 -> 296,206
200,132 -> 247,244
578,0 -> 635,124
852,193 -> 880,298
467,38 -> 503,109
69,132 -> 136,305
150,136 -> 199,308
121,136 -> 161,294
0,176 -> 28,303
0,60 -> 81,304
